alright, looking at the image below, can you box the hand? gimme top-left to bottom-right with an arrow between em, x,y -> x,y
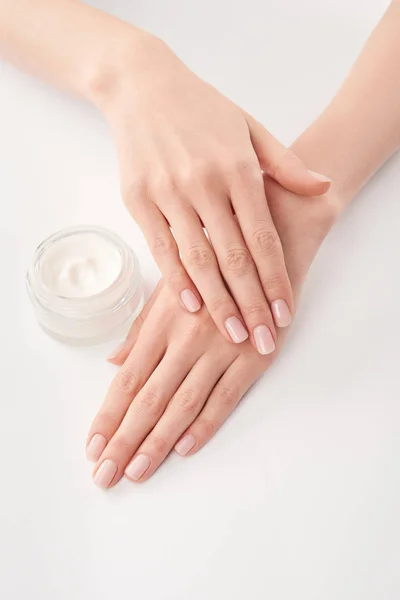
86,178 -> 338,488
99,35 -> 331,354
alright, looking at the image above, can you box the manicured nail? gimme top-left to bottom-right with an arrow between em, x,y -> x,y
253,325 -> 275,355
93,459 -> 118,489
180,289 -> 201,312
271,299 -> 292,328
107,341 -> 127,362
225,316 -> 249,343
175,434 -> 196,456
125,454 -> 151,481
86,433 -> 107,462
306,169 -> 332,184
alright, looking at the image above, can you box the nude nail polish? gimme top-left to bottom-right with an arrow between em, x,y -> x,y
253,325 -> 275,355
225,317 -> 249,343
175,434 -> 196,456
86,433 -> 107,462
93,459 -> 118,489
181,289 -> 201,312
271,299 -> 292,328
306,169 -> 332,184
107,342 -> 127,362
125,454 -> 151,481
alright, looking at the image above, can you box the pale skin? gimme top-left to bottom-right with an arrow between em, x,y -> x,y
0,0 -> 333,356
1,1 -> 399,486
83,1 -> 400,487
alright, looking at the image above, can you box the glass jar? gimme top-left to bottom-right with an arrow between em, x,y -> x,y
26,226 -> 144,345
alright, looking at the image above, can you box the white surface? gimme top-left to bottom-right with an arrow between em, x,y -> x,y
1,1 -> 399,598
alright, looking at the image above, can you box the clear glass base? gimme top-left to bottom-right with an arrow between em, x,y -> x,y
38,292 -> 144,346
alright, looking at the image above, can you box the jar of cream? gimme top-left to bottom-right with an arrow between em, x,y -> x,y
26,226 -> 144,345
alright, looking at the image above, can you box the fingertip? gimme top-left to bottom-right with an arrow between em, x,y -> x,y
180,289 -> 202,313
272,151 -> 332,196
224,316 -> 249,344
175,433 -> 196,456
107,341 -> 131,364
304,170 -> 332,195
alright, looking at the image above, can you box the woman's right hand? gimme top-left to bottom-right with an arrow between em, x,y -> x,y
94,33 -> 331,355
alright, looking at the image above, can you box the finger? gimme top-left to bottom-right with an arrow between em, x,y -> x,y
167,205 -> 249,345
133,201 -> 202,315
200,199 -> 278,355
175,353 -> 269,455
86,305 -> 169,463
124,348 -> 234,482
245,113 -> 331,196
229,160 -> 294,329
107,279 -> 164,365
92,341 -> 200,489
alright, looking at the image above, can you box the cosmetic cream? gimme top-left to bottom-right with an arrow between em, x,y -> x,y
27,226 -> 143,344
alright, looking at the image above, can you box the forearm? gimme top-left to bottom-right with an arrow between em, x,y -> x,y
292,0 -> 400,211
0,0 -> 152,101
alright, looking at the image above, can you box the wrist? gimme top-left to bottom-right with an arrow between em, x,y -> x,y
85,28 -> 175,115
85,23 -> 166,111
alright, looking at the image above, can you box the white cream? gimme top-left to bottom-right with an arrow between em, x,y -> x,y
27,226 -> 144,345
39,233 -> 122,298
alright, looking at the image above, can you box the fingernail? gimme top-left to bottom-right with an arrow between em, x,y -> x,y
253,325 -> 275,355
125,454 -> 151,481
225,316 -> 249,343
107,341 -> 127,362
86,433 -> 107,462
175,434 -> 196,456
306,169 -> 332,184
180,289 -> 201,312
271,299 -> 292,328
93,459 -> 118,489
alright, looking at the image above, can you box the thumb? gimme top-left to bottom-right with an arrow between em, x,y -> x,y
107,279 -> 163,365
245,112 -> 331,196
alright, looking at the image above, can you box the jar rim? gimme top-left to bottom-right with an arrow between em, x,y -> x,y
26,225 -> 140,319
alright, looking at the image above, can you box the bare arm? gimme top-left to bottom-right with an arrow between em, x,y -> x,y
293,0 -> 400,209
0,0 -> 145,98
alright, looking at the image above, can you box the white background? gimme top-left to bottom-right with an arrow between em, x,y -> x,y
1,1 -> 399,598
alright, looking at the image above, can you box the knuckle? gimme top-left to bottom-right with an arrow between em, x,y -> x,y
223,246 -> 253,277
241,299 -> 268,319
152,171 -> 176,197
195,160 -> 216,186
150,235 -> 176,259
251,226 -> 280,257
219,386 -> 238,407
183,319 -> 203,342
186,244 -> 214,271
136,389 -> 164,418
208,294 -> 233,315
123,177 -> 147,207
262,273 -> 285,291
233,158 -> 261,183
176,161 -> 215,191
175,388 -> 199,413
113,368 -> 139,395
111,433 -> 134,453
196,417 -> 216,439
149,435 -> 169,455
166,266 -> 186,287
92,412 -> 118,433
